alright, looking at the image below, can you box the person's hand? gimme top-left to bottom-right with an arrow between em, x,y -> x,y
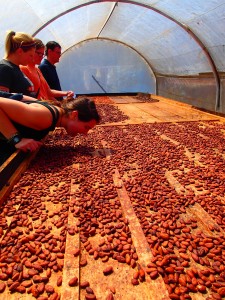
15,138 -> 43,152
66,91 -> 74,98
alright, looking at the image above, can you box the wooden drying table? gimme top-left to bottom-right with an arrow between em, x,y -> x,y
0,95 -> 225,300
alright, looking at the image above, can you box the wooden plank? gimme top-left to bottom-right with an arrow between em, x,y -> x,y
111,95 -> 224,124
61,176 -> 80,300
187,203 -> 224,235
113,168 -> 170,300
115,103 -> 162,123
0,150 -> 37,205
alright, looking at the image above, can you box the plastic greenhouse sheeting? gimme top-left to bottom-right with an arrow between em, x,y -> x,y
0,0 -> 225,92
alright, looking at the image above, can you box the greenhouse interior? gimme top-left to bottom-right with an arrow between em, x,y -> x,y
0,1 -> 225,300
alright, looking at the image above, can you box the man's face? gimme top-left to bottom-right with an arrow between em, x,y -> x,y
49,46 -> 61,64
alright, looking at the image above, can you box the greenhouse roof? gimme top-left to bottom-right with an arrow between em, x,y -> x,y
0,0 -> 225,77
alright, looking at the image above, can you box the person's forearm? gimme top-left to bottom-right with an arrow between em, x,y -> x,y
51,90 -> 74,98
0,103 -> 43,152
0,108 -> 19,139
51,90 -> 68,97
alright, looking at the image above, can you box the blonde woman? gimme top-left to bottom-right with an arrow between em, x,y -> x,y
20,38 -> 74,103
0,30 -> 36,96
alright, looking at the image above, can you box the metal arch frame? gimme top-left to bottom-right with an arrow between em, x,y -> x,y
63,37 -> 157,94
32,0 -> 221,110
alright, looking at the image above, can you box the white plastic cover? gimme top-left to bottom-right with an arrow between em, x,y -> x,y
0,0 -> 225,92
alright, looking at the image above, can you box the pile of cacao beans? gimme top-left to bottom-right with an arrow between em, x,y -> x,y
0,117 -> 225,300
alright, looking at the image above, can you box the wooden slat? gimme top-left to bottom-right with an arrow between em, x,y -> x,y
113,168 -> 170,300
61,165 -> 80,300
0,150 -> 37,204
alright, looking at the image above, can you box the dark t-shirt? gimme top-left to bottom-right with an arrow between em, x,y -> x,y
0,99 -> 59,144
0,59 -> 35,96
12,101 -> 59,140
0,91 -> 23,100
0,98 -> 60,164
39,59 -> 62,100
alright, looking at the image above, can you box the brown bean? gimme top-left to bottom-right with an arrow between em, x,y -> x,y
68,276 -> 78,287
80,258 -> 87,267
45,285 -> 54,294
146,267 -> 157,274
218,287 -> 225,296
169,293 -> 180,299
139,269 -> 145,279
191,253 -> 199,263
73,248 -> 80,257
57,276 -> 62,287
131,278 -> 139,285
150,270 -> 158,280
133,271 -> 139,279
0,273 -> 8,280
85,287 -> 94,294
33,275 -> 43,283
37,282 -> 45,294
179,253 -> 190,261
49,292 -> 59,300
179,275 -> 186,287
103,266 -> 113,275
197,284 -> 206,293
80,281 -> 90,289
16,285 -> 26,293
165,266 -> 174,273
9,281 -> 20,292
211,293 -> 222,300
0,283 -> 6,293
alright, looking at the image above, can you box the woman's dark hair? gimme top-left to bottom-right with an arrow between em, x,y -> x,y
45,41 -> 61,56
61,98 -> 100,124
34,38 -> 45,50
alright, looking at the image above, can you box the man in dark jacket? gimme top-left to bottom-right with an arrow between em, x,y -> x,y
39,41 -> 73,101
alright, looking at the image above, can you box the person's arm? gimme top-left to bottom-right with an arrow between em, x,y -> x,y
38,69 -> 74,103
0,91 -> 38,102
50,89 -> 74,99
0,98 -> 51,152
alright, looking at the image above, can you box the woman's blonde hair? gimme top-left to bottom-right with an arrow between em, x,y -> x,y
5,30 -> 36,57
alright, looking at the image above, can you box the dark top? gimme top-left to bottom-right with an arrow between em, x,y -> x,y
0,91 -> 23,100
13,100 -> 60,140
0,97 -> 59,165
0,59 -> 35,96
39,59 -> 62,100
0,98 -> 59,142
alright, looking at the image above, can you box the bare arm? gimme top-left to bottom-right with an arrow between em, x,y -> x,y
0,98 -> 52,152
50,89 -> 74,99
38,70 -> 74,101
